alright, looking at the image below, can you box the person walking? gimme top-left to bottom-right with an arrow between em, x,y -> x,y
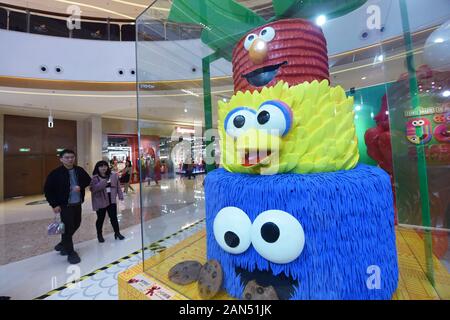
90,161 -> 125,242
120,160 -> 134,194
153,159 -> 161,185
44,149 -> 91,264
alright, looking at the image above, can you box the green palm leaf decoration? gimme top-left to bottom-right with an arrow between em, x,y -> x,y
168,0 -> 266,61
168,0 -> 367,61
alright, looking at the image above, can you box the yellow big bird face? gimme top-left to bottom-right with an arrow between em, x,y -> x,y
218,80 -> 359,174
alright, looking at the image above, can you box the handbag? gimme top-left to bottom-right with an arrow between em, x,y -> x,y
47,214 -> 65,235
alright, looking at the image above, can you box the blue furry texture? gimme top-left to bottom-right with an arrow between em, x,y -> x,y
204,164 -> 398,300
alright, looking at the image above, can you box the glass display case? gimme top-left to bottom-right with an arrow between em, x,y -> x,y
135,0 -> 449,299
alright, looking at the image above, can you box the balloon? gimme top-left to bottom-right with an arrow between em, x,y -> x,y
424,20 -> 450,72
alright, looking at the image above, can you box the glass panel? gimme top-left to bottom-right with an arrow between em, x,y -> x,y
382,1 -> 450,297
30,14 -> 69,37
72,21 -> 108,40
9,11 -> 27,33
0,8 -> 7,30
121,24 -> 136,41
136,1 -> 212,270
109,23 -> 120,41
136,0 -> 450,300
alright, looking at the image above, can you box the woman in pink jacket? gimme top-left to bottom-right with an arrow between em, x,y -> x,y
90,160 -> 124,242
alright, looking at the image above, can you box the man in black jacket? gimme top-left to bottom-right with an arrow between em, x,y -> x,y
44,149 -> 91,264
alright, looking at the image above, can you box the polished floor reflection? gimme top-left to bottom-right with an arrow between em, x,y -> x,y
0,175 -> 205,299
0,176 -> 204,265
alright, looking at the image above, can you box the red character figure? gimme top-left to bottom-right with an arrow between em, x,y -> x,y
433,112 -> 450,143
145,285 -> 161,296
364,95 -> 393,174
232,19 -> 329,93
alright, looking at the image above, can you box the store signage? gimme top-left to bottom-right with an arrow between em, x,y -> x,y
139,83 -> 155,90
176,127 -> 195,134
404,104 -> 450,117
127,274 -> 176,300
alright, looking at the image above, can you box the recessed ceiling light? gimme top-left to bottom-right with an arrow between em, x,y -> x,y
355,105 -> 362,111
443,90 -> 450,97
361,76 -> 367,80
434,38 -> 444,43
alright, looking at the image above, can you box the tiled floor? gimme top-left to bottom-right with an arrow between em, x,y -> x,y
41,220 -> 206,300
0,176 -> 203,265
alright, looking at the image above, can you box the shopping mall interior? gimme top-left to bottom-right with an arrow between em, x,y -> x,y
0,0 -> 449,301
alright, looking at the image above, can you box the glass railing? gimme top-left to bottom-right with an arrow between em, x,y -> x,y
0,5 -> 202,42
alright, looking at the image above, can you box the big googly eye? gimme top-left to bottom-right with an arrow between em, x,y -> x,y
251,210 -> 305,264
213,207 -> 252,254
244,33 -> 258,50
259,27 -> 275,42
417,120 -> 425,126
224,107 -> 256,138
412,120 -> 419,126
256,100 -> 293,136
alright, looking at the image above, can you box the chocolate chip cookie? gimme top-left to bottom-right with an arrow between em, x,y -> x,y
168,260 -> 203,285
243,280 -> 279,300
197,259 -> 223,299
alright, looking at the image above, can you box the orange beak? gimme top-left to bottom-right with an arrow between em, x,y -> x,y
248,38 -> 268,64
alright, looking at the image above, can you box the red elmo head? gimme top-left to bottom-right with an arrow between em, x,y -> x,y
232,19 -> 330,93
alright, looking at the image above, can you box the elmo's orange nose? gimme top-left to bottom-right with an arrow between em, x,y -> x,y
249,38 -> 268,64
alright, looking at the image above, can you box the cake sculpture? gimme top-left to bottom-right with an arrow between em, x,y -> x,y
204,19 -> 398,300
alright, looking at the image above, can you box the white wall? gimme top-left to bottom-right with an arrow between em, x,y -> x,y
0,30 -> 232,82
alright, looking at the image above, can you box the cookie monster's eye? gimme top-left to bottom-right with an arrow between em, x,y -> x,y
259,27 -> 275,42
244,33 -> 258,50
225,107 -> 256,138
213,207 -> 252,254
256,100 -> 293,136
251,210 -> 305,264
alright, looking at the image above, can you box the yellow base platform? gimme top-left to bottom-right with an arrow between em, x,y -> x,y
118,228 -> 450,300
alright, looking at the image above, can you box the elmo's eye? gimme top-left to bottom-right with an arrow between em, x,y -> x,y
417,120 -> 425,126
244,33 -> 258,50
256,100 -> 293,136
225,107 -> 256,138
412,120 -> 418,126
259,27 -> 275,42
251,210 -> 305,264
213,207 -> 252,254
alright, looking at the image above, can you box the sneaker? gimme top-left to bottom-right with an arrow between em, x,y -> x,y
54,243 -> 64,252
68,251 -> 81,264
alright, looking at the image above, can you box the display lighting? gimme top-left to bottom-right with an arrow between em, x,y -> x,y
315,15 -> 327,26
176,127 -> 195,134
181,89 -> 200,97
